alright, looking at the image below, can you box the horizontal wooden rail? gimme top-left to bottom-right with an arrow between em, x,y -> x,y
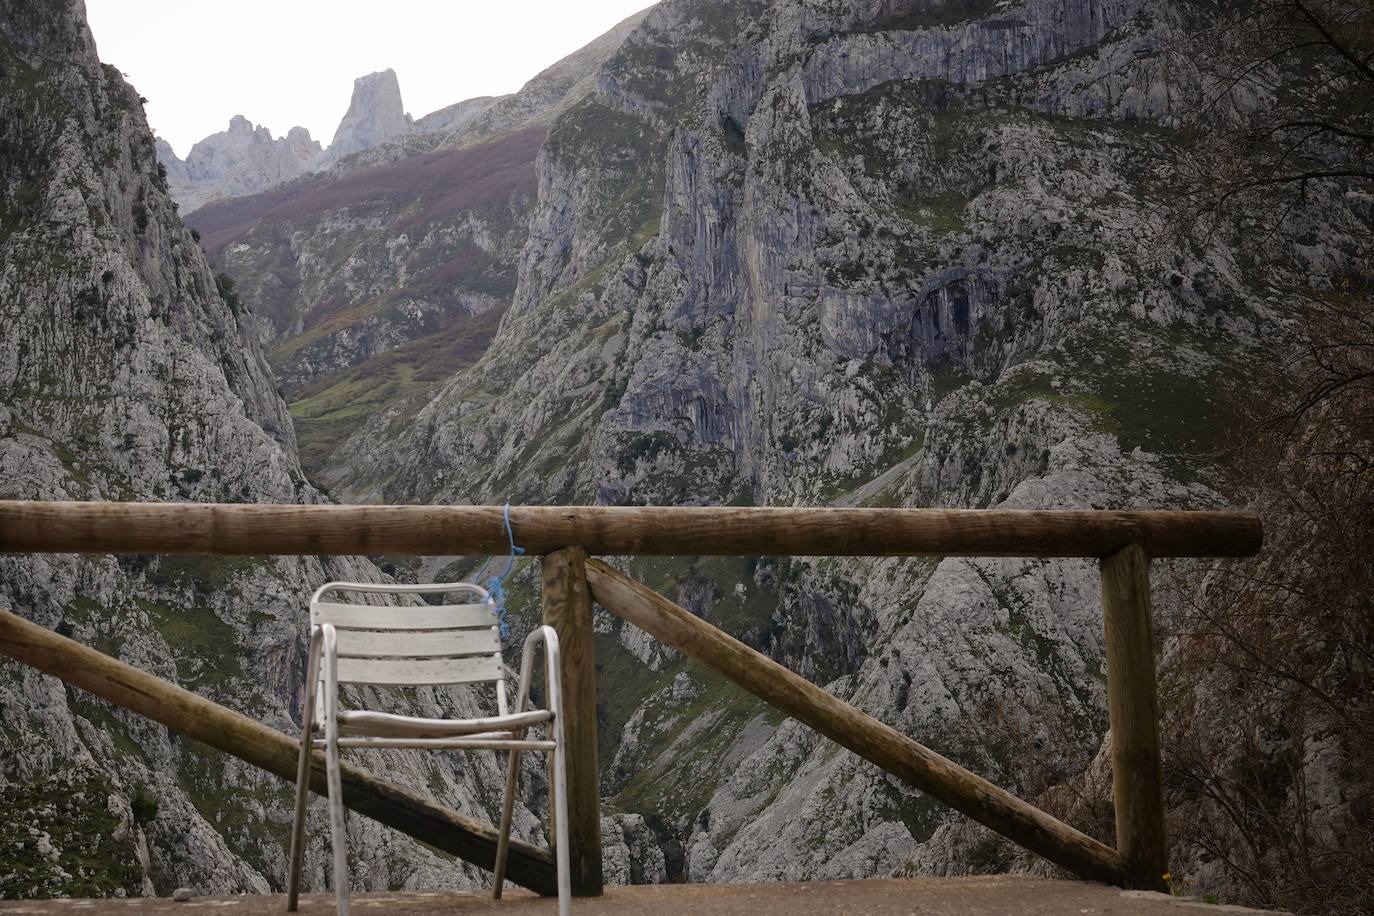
0,501 -> 1262,558
584,559 -> 1131,886
0,608 -> 559,895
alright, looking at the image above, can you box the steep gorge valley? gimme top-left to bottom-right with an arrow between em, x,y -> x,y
1,0 -> 1370,911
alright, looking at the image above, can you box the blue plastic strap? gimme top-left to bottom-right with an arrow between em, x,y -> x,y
485,501 -> 525,641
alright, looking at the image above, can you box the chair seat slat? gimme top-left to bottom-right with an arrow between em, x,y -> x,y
335,707 -> 552,738
334,628 -> 499,658
334,655 -> 502,686
335,737 -> 557,751
312,601 -> 495,630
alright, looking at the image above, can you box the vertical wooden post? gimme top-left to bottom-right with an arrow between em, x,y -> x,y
1100,542 -> 1168,891
542,547 -> 603,896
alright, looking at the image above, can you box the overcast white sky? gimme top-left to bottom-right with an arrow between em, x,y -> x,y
85,1 -> 656,157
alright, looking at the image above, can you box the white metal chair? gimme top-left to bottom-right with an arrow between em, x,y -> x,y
285,581 -> 570,916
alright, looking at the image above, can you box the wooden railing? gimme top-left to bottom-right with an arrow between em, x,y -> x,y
0,501 -> 1263,897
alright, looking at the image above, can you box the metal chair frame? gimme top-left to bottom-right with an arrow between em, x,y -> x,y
284,580 -> 571,915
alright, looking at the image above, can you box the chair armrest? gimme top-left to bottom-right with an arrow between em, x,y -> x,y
317,623 -> 341,735
300,626 -> 325,739
513,625 -> 563,722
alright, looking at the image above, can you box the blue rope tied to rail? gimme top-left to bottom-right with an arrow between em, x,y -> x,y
485,502 -> 525,641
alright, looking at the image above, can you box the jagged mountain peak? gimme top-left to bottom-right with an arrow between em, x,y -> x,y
159,6 -> 655,207
154,65 -> 418,213
322,66 -> 413,166
162,113 -> 324,213
351,66 -> 403,95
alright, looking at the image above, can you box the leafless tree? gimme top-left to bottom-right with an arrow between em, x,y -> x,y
1154,5 -> 1374,912
1176,0 -> 1373,232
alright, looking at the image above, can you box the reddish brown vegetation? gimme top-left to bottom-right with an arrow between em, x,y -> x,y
189,126 -> 545,256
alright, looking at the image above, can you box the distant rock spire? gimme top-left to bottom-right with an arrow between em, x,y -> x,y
321,68 -> 412,167
152,68 -> 418,212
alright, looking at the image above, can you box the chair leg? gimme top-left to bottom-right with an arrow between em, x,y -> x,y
551,735 -> 571,916
325,733 -> 350,916
286,732 -> 312,911
492,748 -> 522,899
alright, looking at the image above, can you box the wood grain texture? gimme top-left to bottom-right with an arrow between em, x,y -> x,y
584,559 -> 1131,887
0,607 -> 558,895
1100,544 -> 1169,891
0,501 -> 1262,558
542,548 -> 603,896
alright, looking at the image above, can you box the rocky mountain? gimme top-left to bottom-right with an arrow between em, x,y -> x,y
258,7 -> 655,178
0,0 -> 582,899
181,13 -> 650,480
154,69 -> 421,215
414,95 -> 503,134
424,7 -> 654,153
319,68 -> 413,169
192,127 -> 538,474
148,8 -> 661,227
309,0 -> 1365,893
156,116 -> 323,215
5,0 -> 1367,907
153,5 -> 654,225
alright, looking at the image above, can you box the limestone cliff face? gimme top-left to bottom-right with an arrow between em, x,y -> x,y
0,0 -> 547,898
320,69 -> 412,168
159,116 -> 323,215
336,0 -> 1365,884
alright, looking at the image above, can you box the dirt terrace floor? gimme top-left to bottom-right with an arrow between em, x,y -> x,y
0,877 -> 1282,915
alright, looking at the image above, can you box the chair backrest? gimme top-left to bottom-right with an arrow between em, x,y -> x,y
310,581 -> 502,692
